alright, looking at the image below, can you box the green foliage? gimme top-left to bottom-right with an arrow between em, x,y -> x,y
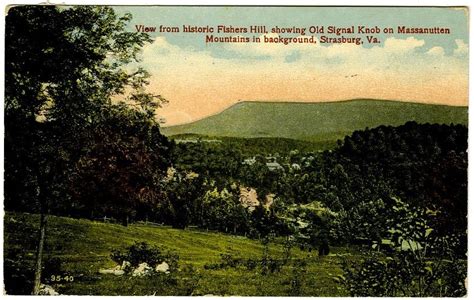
4,212 -> 359,296
111,241 -> 178,272
4,253 -> 35,295
332,198 -> 392,243
71,106 -> 171,223
169,122 -> 466,248
6,6 -> 157,120
171,141 -> 243,187
251,206 -> 282,238
5,7 -> 170,295
289,259 -> 307,296
341,251 -> 466,297
196,184 -> 251,234
5,6 -> 171,221
171,135 -> 329,155
5,9 -> 468,290
203,250 -> 285,275
277,122 -> 467,247
341,254 -> 398,296
161,170 -> 206,229
336,122 -> 467,239
340,199 -> 467,297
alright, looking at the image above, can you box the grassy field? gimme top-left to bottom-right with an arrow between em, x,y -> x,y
162,99 -> 468,142
4,212 -> 359,296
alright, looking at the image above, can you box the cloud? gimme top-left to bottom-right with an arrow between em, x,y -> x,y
223,36 -> 429,64
454,39 -> 468,56
383,37 -> 425,53
285,51 -> 302,63
427,46 -> 445,56
137,36 -> 468,125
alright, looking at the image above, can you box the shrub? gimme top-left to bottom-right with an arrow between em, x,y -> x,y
245,259 -> 258,270
203,253 -> 285,274
339,200 -> 467,297
111,241 -> 179,272
289,259 -> 307,296
340,250 -> 466,297
340,254 -> 399,296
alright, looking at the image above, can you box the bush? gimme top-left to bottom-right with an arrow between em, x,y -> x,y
289,259 -> 307,296
245,259 -> 258,270
339,199 -> 467,297
261,257 -> 284,275
340,254 -> 399,296
203,253 -> 285,274
340,251 -> 466,297
4,255 -> 34,295
111,241 -> 179,272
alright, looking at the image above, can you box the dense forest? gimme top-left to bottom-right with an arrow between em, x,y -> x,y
4,5 -> 467,296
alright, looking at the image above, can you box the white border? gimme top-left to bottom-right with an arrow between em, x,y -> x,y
1,1 -> 471,300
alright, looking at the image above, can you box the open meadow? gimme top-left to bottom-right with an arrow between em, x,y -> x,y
5,212 -> 355,296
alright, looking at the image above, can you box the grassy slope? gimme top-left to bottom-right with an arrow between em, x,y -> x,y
4,212 -> 355,296
161,100 -> 468,142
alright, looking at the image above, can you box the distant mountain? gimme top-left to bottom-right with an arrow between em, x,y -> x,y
161,100 -> 468,142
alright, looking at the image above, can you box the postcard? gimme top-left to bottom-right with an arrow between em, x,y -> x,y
3,4 -> 468,296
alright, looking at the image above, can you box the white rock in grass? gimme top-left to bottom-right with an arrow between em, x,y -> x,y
99,268 -> 113,274
113,269 -> 125,275
132,262 -> 153,277
121,260 -> 131,270
155,261 -> 170,274
38,284 -> 59,295
99,266 -> 125,276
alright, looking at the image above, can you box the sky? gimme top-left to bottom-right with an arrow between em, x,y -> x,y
113,6 -> 469,126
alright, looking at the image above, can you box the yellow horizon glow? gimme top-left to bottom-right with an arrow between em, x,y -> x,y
138,36 -> 468,126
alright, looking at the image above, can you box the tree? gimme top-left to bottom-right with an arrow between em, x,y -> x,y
163,170 -> 205,229
71,105 -> 171,225
5,6 -> 167,294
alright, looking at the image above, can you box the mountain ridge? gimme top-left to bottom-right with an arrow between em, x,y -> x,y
161,99 -> 468,142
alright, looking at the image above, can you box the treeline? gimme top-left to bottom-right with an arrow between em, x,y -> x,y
170,134 -> 334,155
168,122 -> 467,255
6,119 -> 468,251
277,122 -> 467,252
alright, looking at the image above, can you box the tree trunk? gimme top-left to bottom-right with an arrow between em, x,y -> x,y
32,212 -> 47,295
122,214 -> 129,227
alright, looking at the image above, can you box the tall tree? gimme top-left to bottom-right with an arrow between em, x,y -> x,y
71,105 -> 171,225
5,6 -> 168,294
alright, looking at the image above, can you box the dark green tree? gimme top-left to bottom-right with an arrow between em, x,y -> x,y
5,6 -> 168,294
163,171 -> 205,229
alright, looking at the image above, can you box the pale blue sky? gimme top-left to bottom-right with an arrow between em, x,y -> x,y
115,6 -> 468,55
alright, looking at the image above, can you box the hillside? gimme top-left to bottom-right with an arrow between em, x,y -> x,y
162,100 -> 468,142
4,212 -> 355,296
